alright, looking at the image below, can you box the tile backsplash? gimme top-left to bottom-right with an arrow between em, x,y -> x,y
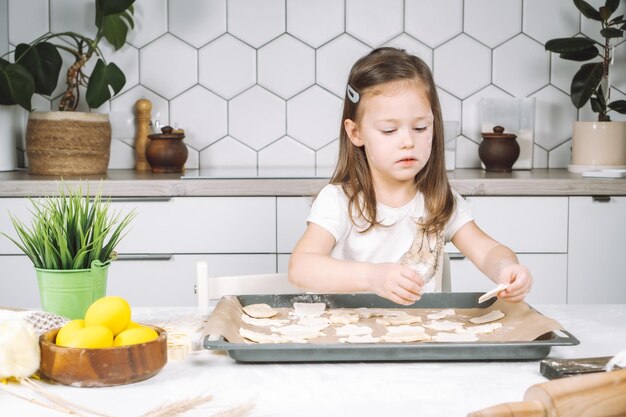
4,0 -> 626,174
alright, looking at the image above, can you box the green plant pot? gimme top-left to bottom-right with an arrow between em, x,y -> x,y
35,260 -> 111,319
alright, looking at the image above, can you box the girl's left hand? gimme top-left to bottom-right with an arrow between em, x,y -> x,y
496,264 -> 533,302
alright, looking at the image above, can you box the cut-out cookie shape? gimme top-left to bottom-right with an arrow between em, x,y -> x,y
243,303 -> 277,318
470,310 -> 505,324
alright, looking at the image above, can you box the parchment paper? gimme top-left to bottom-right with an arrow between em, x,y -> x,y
203,295 -> 563,344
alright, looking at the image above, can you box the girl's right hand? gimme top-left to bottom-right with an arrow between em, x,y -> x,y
367,263 -> 424,305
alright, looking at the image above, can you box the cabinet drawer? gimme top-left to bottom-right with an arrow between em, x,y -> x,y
466,197 -> 568,253
112,197 -> 276,254
449,254 -> 567,304
277,197 -> 312,253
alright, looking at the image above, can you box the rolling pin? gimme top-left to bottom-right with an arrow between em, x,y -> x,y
467,368 -> 626,417
135,98 -> 152,171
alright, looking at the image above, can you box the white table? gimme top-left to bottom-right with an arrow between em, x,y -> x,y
2,304 -> 625,417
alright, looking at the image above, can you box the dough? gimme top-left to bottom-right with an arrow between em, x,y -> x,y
239,327 -> 292,343
242,303 -> 277,318
298,316 -> 331,329
328,311 -> 360,325
426,308 -> 455,320
381,325 -> 431,342
456,322 -> 502,334
375,315 -> 422,326
339,334 -> 380,344
335,324 -> 373,337
241,314 -> 288,327
424,320 -> 465,331
434,332 -> 479,342
292,302 -> 326,318
478,284 -> 509,304
470,310 -> 505,324
355,308 -> 407,318
271,324 -> 325,339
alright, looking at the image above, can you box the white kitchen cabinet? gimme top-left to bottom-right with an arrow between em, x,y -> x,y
0,255 -> 41,308
277,197 -> 312,253
568,196 -> 626,303
449,254 -> 568,304
0,198 -> 34,254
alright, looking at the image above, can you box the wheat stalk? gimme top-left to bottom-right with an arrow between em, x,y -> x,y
139,393 -> 214,417
209,401 -> 255,417
0,383 -> 79,415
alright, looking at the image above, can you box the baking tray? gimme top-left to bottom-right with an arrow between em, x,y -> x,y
203,293 -> 579,362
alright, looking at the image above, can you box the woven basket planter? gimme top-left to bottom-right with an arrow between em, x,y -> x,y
26,111 -> 112,176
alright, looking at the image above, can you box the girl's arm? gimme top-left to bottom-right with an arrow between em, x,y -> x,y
288,223 -> 423,305
451,221 -> 533,302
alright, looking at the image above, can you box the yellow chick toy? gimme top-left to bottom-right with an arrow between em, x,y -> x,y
0,319 -> 40,381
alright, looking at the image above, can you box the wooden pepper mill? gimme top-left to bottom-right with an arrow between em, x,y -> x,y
135,98 -> 152,171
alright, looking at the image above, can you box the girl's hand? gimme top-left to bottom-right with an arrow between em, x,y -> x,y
367,263 -> 424,305
496,263 -> 533,303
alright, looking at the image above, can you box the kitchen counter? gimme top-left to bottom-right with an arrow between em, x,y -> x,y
2,304 -> 625,417
0,168 -> 625,196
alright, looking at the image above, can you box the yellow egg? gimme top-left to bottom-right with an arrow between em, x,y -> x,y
126,321 -> 140,329
57,325 -> 113,348
55,319 -> 85,346
84,296 -> 131,336
113,326 -> 158,347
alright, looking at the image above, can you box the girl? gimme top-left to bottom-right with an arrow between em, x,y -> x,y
289,47 -> 533,305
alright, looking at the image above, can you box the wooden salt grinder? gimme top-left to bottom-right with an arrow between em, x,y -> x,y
135,98 -> 152,171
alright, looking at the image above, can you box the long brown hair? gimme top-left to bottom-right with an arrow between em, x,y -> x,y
330,47 -> 455,234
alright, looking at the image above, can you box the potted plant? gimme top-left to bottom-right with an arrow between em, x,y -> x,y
544,0 -> 626,172
0,183 -> 135,319
0,0 -> 136,176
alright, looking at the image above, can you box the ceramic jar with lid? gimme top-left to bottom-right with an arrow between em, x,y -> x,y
146,126 -> 188,173
478,126 -> 520,172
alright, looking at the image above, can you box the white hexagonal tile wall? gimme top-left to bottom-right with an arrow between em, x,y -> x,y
198,34 -> 256,99
581,0 -> 626,44
287,0 -> 343,48
200,136 -> 257,173
108,139 -> 135,169
258,136 -> 315,177
170,86 -> 227,150
258,35 -> 315,99
229,86 -> 286,150
612,41 -> 626,95
464,0 -> 522,48
550,52 -> 581,95
405,0 -> 463,48
434,34 -> 491,99
287,86 -> 342,150
548,139 -> 571,168
533,145 -> 548,168
493,35 -> 549,98
317,35 -> 371,97
50,0 -> 96,39
140,34 -> 197,99
461,85 -> 511,142
531,85 -> 577,150
110,85 -> 170,145
228,0 -> 285,48
8,0 -> 48,45
127,0 -> 167,48
316,139 -> 339,177
523,0 -> 579,44
384,34 -> 433,70
455,136 -> 481,168
346,0 -> 403,47
169,0 -> 226,48
437,88 -> 462,124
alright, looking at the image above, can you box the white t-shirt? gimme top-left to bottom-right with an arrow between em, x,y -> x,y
307,184 -> 473,291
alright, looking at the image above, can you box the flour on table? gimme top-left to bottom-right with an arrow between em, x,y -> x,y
434,332 -> 479,342
292,302 -> 326,318
241,314 -> 288,327
426,309 -> 456,320
375,315 -> 422,326
335,324 -> 373,337
424,320 -> 465,331
339,334 -> 381,344
242,303 -> 278,319
470,310 -> 505,324
456,322 -> 502,334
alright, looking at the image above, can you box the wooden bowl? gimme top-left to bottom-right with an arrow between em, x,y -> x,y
39,325 -> 167,387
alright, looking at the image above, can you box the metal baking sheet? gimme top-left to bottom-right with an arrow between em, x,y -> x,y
203,293 -> 579,363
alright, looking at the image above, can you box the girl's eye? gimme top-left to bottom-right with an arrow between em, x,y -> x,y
414,126 -> 428,132
382,129 -> 396,135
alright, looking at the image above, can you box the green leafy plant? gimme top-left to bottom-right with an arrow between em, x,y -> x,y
545,0 -> 626,121
0,0 -> 136,112
1,183 -> 135,270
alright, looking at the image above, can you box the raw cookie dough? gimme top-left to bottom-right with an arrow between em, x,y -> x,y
470,310 -> 505,324
426,308 -> 455,320
339,334 -> 380,344
239,327 -> 297,344
271,324 -> 326,339
375,315 -> 422,326
424,320 -> 465,331
381,325 -> 431,343
241,314 -> 288,327
298,316 -> 331,329
478,284 -> 509,303
456,322 -> 502,334
292,302 -> 326,318
242,303 -> 278,318
434,332 -> 479,342
329,311 -> 360,325
335,324 -> 373,337
355,308 -> 407,319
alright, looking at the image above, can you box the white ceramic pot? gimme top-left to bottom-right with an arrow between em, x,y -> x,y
569,121 -> 626,173
0,106 -> 22,171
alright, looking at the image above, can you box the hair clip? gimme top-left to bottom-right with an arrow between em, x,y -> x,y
346,84 -> 360,104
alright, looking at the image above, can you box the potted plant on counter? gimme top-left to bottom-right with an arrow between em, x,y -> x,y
0,183 -> 135,319
0,0 -> 136,176
544,0 -> 626,172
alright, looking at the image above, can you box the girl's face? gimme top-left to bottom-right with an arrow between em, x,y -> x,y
345,80 -> 434,187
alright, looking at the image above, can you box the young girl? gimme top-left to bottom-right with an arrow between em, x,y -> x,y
288,47 -> 533,305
